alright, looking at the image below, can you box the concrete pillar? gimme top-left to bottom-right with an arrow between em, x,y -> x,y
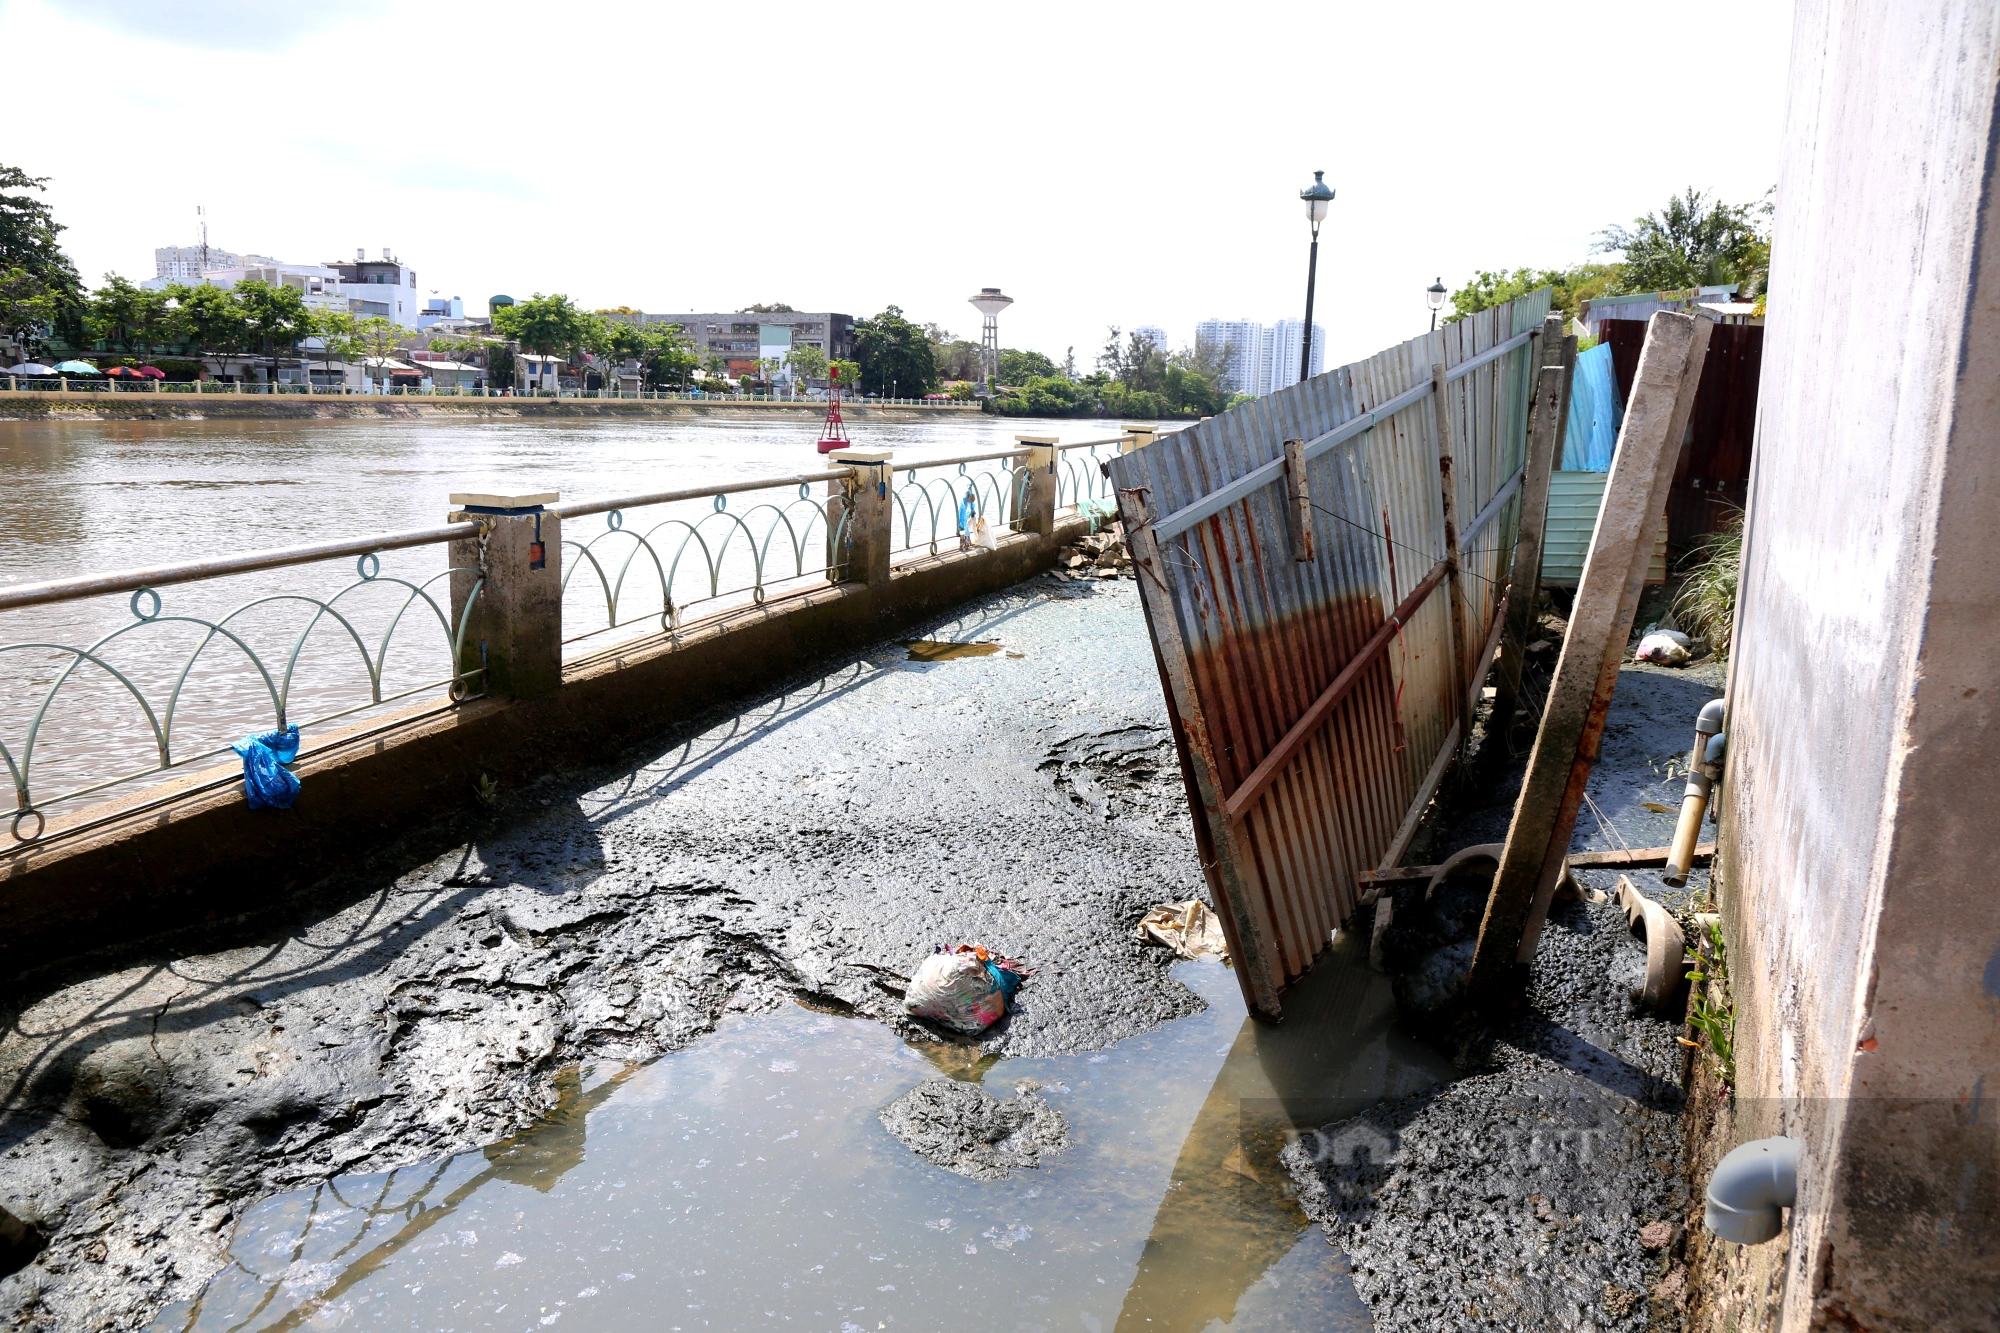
1016,434 -> 1060,537
1121,422 -> 1157,454
447,491 -> 563,699
826,450 -> 894,585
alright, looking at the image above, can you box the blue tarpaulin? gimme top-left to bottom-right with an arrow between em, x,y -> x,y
1563,341 -> 1624,471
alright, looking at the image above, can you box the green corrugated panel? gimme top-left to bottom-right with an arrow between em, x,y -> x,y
1540,471 -> 1667,586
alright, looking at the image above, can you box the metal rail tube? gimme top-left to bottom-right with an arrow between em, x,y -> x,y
552,470 -> 852,520
895,448 -> 1032,470
0,524 -> 465,614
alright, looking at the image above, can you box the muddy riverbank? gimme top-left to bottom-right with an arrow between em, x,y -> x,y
0,574 -> 1215,1328
0,561 -> 1726,1330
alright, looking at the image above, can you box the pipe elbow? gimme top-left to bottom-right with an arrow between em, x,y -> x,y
1705,1136 -> 1802,1244
1696,699 -> 1726,734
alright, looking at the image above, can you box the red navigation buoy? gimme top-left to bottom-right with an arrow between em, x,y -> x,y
815,364 -> 852,455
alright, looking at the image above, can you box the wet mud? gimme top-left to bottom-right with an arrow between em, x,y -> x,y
1283,644 -> 1728,1333
0,575 -> 1206,1329
878,1078 -> 1070,1180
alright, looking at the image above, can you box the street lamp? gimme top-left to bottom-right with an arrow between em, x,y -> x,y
1427,277 -> 1448,331
1297,170 -> 1334,386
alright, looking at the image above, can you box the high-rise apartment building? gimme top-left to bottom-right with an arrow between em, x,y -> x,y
1195,318 -> 1328,397
1265,318 -> 1327,393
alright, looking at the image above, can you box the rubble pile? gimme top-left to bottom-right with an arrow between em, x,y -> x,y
1056,527 -> 1133,580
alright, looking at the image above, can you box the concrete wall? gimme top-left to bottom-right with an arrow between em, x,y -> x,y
1714,2 -> 2000,1327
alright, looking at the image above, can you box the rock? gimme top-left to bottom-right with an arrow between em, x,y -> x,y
1637,1219 -> 1674,1250
879,1078 -> 1070,1180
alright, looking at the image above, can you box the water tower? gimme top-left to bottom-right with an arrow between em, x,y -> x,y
967,287 -> 1013,396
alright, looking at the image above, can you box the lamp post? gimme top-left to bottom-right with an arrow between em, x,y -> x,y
1297,170 -> 1334,385
1427,276 -> 1448,331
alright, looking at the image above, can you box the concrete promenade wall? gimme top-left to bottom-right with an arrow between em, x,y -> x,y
0,519 -> 1089,987
1704,2 -> 2000,1328
0,391 -> 979,423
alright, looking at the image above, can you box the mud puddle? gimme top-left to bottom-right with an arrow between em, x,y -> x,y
154,933 -> 1449,1332
899,639 -> 1010,662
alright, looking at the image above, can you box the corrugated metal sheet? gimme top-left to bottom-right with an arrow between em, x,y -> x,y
1602,319 -> 1761,552
1109,291 -> 1552,1017
1540,470 -> 1667,585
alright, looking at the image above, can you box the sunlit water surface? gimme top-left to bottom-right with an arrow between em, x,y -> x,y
155,941 -> 1452,1332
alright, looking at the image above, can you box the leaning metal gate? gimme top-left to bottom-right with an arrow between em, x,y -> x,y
1109,290 -> 1552,1018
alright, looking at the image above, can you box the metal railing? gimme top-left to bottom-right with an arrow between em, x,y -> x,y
1055,436 -> 1129,516
890,449 -> 1031,561
0,540 -> 482,841
553,472 -> 852,644
0,430 -> 1134,841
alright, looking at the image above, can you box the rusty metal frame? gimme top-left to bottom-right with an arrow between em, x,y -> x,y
1110,291 -> 1552,1017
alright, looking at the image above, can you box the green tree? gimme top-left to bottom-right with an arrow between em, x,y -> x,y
355,316 -> 406,362
1098,327 -> 1167,393
492,291 -> 595,362
0,164 -> 83,345
85,274 -> 147,356
234,279 -> 311,382
310,308 -> 365,385
0,268 -> 58,361
828,358 -> 861,393
785,341 -> 828,384
1447,263 -> 1626,325
997,348 -> 1059,384
166,282 -> 248,362
853,305 -> 938,397
1596,188 -> 1769,293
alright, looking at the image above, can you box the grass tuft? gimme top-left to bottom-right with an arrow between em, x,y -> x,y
1673,510 -> 1743,656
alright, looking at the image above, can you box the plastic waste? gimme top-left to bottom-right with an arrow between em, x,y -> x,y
904,943 -> 1029,1034
1635,629 -> 1693,666
971,515 -> 1001,552
233,725 -> 301,810
1135,900 -> 1230,962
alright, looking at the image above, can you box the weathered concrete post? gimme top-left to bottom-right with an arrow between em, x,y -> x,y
448,491 -> 563,699
1016,434 -> 1060,538
1121,423 -> 1157,454
827,450 -> 894,584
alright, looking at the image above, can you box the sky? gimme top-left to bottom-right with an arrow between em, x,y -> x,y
2,0 -> 1794,369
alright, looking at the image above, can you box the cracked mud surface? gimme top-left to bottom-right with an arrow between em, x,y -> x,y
0,576 -> 1206,1330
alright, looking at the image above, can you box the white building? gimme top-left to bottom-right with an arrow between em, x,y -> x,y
1133,324 -> 1171,354
142,244 -> 424,328
1265,319 -> 1327,393
1195,319 -> 1274,397
153,244 -> 276,282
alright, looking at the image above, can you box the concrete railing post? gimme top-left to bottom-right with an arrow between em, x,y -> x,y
826,450 -> 893,584
447,491 -> 563,700
1016,434 -> 1060,537
1121,422 -> 1157,454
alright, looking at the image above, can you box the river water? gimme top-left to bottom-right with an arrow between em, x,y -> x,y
0,414 -> 1130,824
153,940 -> 1451,1332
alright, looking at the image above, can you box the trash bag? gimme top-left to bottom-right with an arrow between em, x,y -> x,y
904,944 -> 1028,1034
971,516 -> 1001,552
233,725 -> 301,810
1635,630 -> 1693,666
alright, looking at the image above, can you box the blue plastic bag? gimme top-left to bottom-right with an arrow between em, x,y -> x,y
233,725 -> 301,810
956,487 -> 978,535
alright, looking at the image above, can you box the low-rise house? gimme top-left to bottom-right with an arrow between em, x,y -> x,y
516,353 -> 565,392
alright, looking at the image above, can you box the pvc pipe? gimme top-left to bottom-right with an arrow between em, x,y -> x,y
1705,1136 -> 1802,1243
1664,700 -> 1728,885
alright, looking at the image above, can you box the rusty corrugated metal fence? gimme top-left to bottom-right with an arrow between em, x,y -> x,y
1110,291 -> 1552,1017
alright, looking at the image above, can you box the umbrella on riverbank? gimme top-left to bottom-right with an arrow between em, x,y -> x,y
103,365 -> 147,379
4,363 -> 56,376
52,360 -> 101,375
135,366 -> 166,379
